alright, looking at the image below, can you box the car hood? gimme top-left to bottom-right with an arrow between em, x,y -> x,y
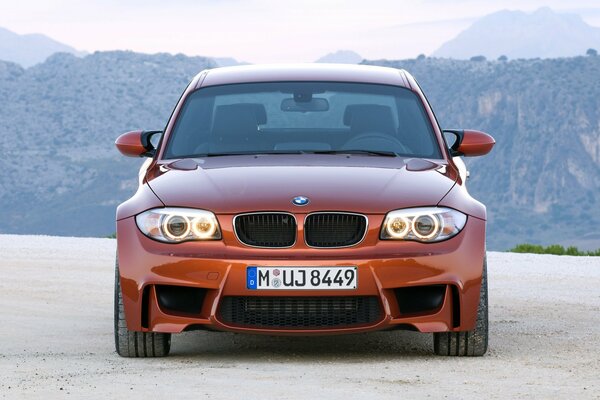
146,155 -> 457,214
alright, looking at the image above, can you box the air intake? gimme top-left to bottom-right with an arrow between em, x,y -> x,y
219,296 -> 382,329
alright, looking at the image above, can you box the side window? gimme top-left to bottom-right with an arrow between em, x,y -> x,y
395,94 -> 436,155
166,94 -> 213,157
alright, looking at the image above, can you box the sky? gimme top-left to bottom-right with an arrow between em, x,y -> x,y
1,0 -> 600,63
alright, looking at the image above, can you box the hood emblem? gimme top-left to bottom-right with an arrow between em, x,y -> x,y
292,196 -> 309,206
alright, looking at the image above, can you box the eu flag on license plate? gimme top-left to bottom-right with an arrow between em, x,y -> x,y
247,266 -> 258,289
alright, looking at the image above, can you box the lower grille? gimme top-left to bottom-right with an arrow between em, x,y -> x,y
305,213 -> 367,248
234,213 -> 296,248
218,296 -> 381,329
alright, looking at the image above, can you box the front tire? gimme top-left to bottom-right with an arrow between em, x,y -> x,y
114,260 -> 171,357
433,258 -> 488,356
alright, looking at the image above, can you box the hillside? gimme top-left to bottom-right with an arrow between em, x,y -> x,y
433,7 -> 600,60
0,51 -> 598,249
366,56 -> 600,249
0,51 -> 216,237
0,26 -> 84,67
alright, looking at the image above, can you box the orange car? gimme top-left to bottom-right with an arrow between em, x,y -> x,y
114,64 -> 495,357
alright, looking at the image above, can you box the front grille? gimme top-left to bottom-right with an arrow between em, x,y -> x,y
305,213 -> 367,247
219,296 -> 381,329
234,213 -> 296,247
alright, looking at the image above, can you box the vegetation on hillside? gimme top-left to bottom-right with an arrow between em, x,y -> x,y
366,55 -> 600,250
509,244 -> 600,256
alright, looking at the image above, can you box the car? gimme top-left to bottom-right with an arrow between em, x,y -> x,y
114,64 -> 495,357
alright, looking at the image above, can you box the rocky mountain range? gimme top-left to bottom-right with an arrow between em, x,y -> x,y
0,51 -> 598,250
0,51 -> 215,236
366,55 -> 600,249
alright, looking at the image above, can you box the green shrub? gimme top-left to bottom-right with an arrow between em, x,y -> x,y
509,243 -> 545,254
545,244 -> 566,255
508,243 -> 600,256
565,246 -> 580,256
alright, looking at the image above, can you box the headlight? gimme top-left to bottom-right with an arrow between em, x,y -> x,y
380,207 -> 466,242
135,208 -> 221,243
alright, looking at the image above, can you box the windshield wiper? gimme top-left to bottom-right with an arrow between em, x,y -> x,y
179,149 -> 397,158
182,150 -> 306,158
310,149 -> 398,157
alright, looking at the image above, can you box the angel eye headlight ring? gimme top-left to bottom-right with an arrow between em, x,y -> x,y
135,208 -> 221,243
380,207 -> 466,243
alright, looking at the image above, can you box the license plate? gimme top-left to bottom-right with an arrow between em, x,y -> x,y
246,266 -> 357,290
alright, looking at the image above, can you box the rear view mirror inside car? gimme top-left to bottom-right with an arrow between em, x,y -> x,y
281,97 -> 329,112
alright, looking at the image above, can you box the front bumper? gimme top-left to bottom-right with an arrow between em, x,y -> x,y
116,214 -> 486,335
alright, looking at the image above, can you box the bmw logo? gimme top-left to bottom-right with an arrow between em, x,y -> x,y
292,196 -> 309,206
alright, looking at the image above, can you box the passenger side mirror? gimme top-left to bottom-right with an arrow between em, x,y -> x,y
443,129 -> 495,157
115,130 -> 163,157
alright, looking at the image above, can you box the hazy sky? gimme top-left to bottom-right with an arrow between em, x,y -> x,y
1,0 -> 600,63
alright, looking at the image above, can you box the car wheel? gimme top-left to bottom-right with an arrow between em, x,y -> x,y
114,259 -> 171,357
433,257 -> 488,356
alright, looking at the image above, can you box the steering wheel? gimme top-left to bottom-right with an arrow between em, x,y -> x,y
341,132 -> 411,154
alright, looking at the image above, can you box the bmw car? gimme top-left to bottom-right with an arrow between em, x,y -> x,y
114,64 -> 495,357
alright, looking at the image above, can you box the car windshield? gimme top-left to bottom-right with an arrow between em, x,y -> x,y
163,82 -> 442,159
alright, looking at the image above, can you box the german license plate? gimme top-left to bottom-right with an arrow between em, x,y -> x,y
246,266 -> 357,290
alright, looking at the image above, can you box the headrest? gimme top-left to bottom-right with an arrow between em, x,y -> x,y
236,103 -> 267,125
212,104 -> 259,137
343,104 -> 396,135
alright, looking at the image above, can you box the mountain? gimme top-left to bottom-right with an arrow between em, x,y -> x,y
316,50 -> 363,64
0,26 -> 84,67
213,57 -> 248,67
433,7 -> 600,60
0,51 -> 599,250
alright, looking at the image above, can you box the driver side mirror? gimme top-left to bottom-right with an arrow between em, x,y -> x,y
115,130 -> 163,157
443,129 -> 495,157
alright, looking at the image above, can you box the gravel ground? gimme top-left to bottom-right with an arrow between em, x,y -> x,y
0,234 -> 599,399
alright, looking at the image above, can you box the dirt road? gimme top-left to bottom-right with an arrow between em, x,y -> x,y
1,235 -> 598,399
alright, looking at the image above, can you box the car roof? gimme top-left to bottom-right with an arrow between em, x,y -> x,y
197,64 -> 411,89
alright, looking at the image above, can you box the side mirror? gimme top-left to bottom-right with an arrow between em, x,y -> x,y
443,129 -> 495,157
115,130 -> 162,157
